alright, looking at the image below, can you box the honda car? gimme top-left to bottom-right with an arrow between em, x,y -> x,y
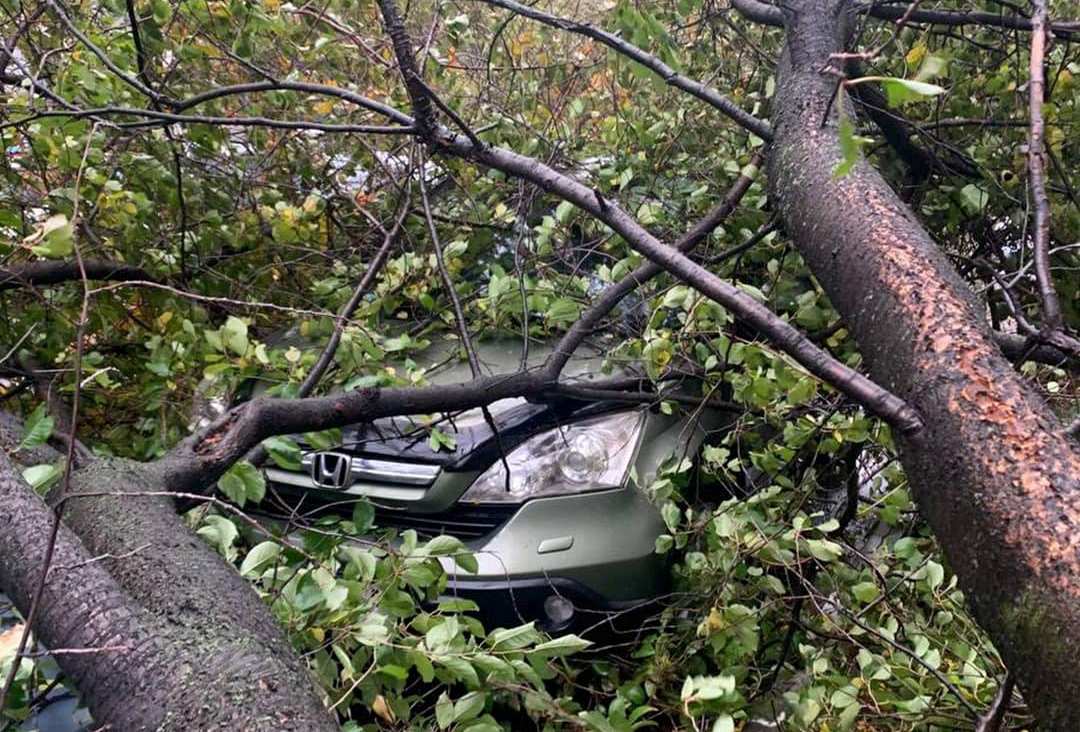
241,336 -> 728,632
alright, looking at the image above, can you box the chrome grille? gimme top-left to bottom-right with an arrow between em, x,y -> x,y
374,504 -> 517,540
300,452 -> 440,487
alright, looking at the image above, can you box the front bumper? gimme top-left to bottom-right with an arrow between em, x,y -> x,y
265,474 -> 669,628
428,486 -> 669,629
436,487 -> 668,603
440,575 -> 665,633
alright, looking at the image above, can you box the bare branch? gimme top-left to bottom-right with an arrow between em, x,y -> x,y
3,106 -> 414,135
172,81 -> 413,126
1027,1 -> 1062,331
974,673 -> 1015,732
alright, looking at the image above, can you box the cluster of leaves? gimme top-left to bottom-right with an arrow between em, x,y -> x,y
192,503 -> 623,732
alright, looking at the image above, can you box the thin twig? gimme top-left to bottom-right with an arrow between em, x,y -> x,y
974,673 -> 1015,732
1027,0 -> 1062,330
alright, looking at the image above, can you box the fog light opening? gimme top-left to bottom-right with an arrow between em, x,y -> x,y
542,595 -> 575,631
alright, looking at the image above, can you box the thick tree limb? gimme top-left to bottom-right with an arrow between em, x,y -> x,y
769,2 -> 1080,726
4,106 -> 412,135
993,331 -> 1072,367
0,453 -> 337,730
472,0 -> 773,140
0,260 -> 152,292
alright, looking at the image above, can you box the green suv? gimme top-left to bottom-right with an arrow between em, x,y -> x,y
259,338 -> 725,632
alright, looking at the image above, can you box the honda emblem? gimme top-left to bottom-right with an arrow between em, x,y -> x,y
310,452 -> 352,489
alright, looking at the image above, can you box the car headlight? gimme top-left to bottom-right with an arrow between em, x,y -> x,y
460,410 -> 645,503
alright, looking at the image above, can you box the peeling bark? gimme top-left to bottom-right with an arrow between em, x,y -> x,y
770,2 -> 1080,727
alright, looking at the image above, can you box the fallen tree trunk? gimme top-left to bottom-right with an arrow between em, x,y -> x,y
769,2 -> 1080,727
0,444 -> 336,731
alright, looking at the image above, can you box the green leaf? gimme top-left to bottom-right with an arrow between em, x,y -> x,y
217,460 -> 265,507
26,214 -> 75,259
197,515 -> 238,557
924,560 -> 945,590
711,715 -> 734,732
422,535 -> 467,556
263,436 -> 302,470
531,634 -> 591,658
240,540 -> 281,576
489,622 -> 541,651
660,501 -> 681,532
304,428 -> 342,450
222,316 -> 249,356
151,0 -> 171,23
546,297 -> 581,324
960,184 -> 990,214
453,692 -> 487,723
436,655 -> 480,688
452,550 -> 478,574
426,617 -> 461,653
21,463 -> 60,492
19,405 -> 55,450
680,674 -> 735,702
436,692 -> 454,730
804,538 -> 844,562
833,115 -> 862,178
352,500 -> 375,532
428,427 -> 457,453
851,581 -> 880,603
878,77 -> 945,105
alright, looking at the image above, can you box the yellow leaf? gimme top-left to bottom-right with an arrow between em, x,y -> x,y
372,694 -> 396,723
906,42 -> 927,67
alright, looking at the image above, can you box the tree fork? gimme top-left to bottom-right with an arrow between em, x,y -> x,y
770,1 -> 1080,726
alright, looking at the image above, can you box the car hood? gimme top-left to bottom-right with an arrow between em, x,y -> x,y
309,335 -> 636,468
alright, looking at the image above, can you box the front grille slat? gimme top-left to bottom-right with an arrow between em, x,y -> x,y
374,504 -> 516,540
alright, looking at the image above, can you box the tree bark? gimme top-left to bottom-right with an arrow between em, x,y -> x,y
769,2 -> 1080,727
0,449 -> 337,730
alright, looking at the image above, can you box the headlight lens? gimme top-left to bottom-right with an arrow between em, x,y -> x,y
460,410 -> 644,503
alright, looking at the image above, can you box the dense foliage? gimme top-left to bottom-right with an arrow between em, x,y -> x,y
2,0 -> 1078,729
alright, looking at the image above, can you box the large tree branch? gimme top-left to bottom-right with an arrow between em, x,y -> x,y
770,2 -> 1080,726
0,260 -> 152,291
0,452 -> 337,730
